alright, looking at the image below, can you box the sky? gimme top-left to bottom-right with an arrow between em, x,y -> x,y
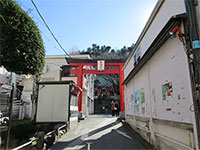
17,0 -> 158,55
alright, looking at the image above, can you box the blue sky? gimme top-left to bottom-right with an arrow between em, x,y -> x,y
17,0 -> 158,55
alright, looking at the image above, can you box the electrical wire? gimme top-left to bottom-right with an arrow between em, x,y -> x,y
18,0 -> 64,55
18,0 -> 44,27
30,0 -> 71,58
39,30 -> 64,54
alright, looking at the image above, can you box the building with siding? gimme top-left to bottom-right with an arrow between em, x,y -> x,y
123,0 -> 200,149
22,54 -> 95,121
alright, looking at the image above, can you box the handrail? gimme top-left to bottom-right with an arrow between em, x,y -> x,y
58,124 -> 67,131
13,140 -> 33,150
12,124 -> 67,150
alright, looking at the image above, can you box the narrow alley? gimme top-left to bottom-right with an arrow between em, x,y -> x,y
1,0 -> 200,149
51,115 -> 150,150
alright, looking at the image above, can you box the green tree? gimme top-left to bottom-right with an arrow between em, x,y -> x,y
0,0 -> 45,75
81,44 -> 134,97
82,44 -> 134,59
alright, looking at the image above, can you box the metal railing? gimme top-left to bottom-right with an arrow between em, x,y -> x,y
0,88 -> 11,117
13,124 -> 67,150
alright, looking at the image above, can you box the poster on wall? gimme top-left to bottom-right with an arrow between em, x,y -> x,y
134,88 -> 145,115
162,82 -> 173,100
134,91 -> 139,105
126,97 -> 130,114
134,91 -> 139,115
134,88 -> 145,105
139,88 -> 145,105
126,96 -> 134,115
134,104 -> 139,115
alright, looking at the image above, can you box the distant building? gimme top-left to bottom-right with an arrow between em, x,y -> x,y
22,54 -> 95,120
0,66 -> 25,120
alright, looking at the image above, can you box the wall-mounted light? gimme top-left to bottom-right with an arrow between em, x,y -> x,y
169,26 -> 183,42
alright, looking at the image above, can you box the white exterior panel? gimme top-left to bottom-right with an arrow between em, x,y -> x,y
123,0 -> 199,149
36,84 -> 70,122
124,0 -> 186,78
125,35 -> 195,122
148,38 -> 194,123
125,37 -> 197,149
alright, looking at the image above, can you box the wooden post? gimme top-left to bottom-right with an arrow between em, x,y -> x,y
119,65 -> 125,112
77,65 -> 83,112
6,83 -> 14,150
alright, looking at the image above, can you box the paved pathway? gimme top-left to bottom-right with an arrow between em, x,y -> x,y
51,115 -> 150,150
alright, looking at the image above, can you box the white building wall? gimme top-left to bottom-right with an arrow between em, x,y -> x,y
22,55 -> 95,118
124,0 -> 186,78
125,37 -> 197,149
148,38 -> 194,123
123,0 -> 199,149
0,67 -> 10,85
126,37 -> 195,122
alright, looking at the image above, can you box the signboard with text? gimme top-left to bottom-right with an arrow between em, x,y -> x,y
97,60 -> 105,71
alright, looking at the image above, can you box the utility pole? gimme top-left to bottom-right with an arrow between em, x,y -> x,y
31,75 -> 36,121
185,0 -> 200,149
5,83 -> 14,150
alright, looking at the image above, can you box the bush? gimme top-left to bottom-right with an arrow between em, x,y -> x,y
10,120 -> 38,140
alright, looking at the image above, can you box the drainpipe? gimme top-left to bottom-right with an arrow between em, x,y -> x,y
185,0 -> 200,149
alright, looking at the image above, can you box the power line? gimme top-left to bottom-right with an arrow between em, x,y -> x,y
39,30 -> 64,54
18,0 -> 64,55
18,0 -> 44,27
30,0 -> 71,58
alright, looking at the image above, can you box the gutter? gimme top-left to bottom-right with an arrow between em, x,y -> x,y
122,14 -> 186,85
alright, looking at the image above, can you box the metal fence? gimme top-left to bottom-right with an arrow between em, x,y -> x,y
13,124 -> 67,150
0,86 -> 11,118
0,86 -> 25,121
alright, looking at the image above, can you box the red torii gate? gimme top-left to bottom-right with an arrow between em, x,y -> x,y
66,58 -> 126,113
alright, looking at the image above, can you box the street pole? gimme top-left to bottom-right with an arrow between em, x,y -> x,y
185,0 -> 200,149
31,75 -> 36,120
5,83 -> 14,150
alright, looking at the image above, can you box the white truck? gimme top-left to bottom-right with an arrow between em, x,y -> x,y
33,80 -> 81,149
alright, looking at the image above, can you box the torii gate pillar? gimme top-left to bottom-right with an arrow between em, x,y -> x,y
77,65 -> 83,112
119,64 -> 125,115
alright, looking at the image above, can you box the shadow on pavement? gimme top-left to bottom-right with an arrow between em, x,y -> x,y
51,119 -> 119,149
51,118 -> 151,150
80,125 -> 148,150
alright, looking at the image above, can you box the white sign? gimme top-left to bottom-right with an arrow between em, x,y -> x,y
97,60 -> 105,71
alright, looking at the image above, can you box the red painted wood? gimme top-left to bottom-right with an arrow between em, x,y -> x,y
69,61 -> 125,113
70,63 -> 124,67
70,69 -> 78,74
70,69 -> 120,74
83,69 -> 119,74
119,64 -> 125,112
77,65 -> 83,112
